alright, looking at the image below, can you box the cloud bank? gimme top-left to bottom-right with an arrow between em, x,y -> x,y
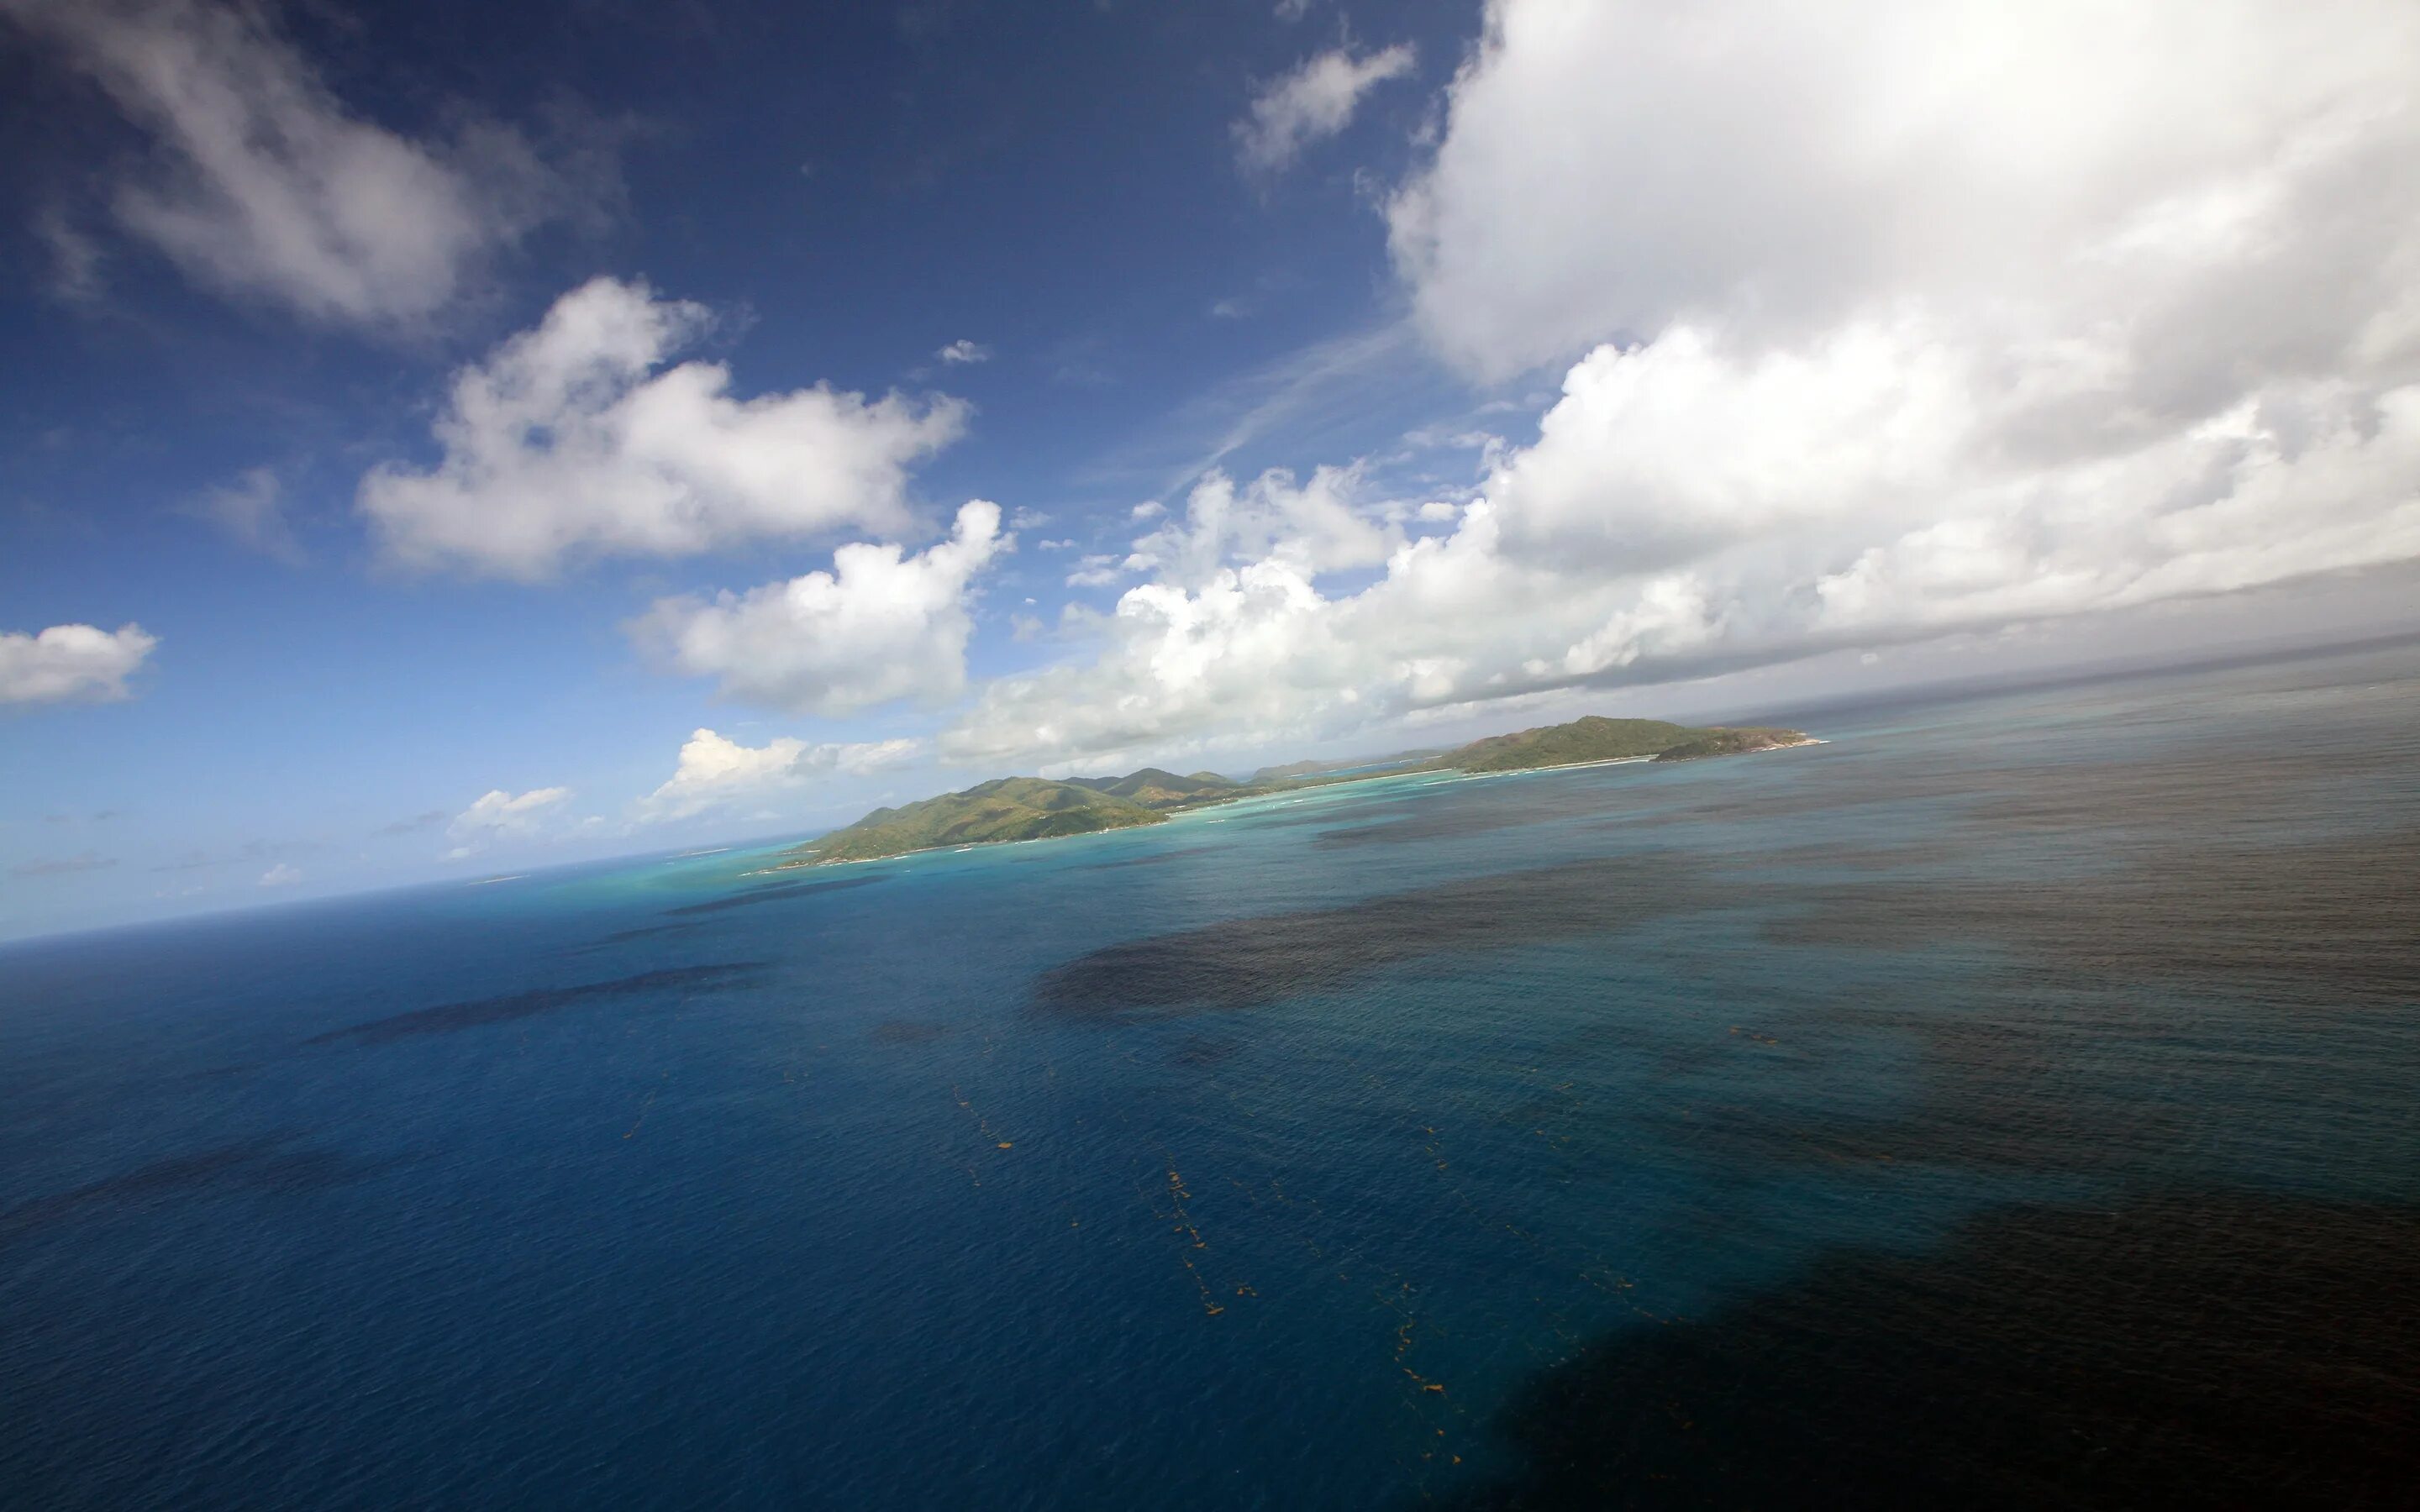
0,622 -> 158,706
360,278 -> 970,578
945,0 -> 2420,770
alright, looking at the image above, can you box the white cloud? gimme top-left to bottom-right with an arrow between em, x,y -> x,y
1120,465 -> 1394,589
445,785 -> 571,858
0,622 -> 158,706
1388,0 -> 2420,382
1234,43 -> 1416,178
937,339 -> 991,365
943,0 -> 2420,769
2,0 -> 586,329
634,500 -> 1007,715
187,465 -> 304,564
257,862 -> 302,888
636,728 -> 923,822
360,278 -> 970,578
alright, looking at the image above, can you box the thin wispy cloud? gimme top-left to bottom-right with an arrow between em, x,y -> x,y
9,851 -> 118,878
187,466 -> 306,565
1234,43 -> 1415,179
0,0 -> 602,331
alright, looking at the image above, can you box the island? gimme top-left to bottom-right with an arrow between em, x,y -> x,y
775,717 -> 1812,868
1425,716 -> 1816,771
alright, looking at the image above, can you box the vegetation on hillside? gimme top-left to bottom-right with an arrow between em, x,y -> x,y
782,715 -> 1813,867
792,778 -> 1168,865
1650,727 -> 1812,762
1064,767 -> 1245,810
1435,717 -> 1720,773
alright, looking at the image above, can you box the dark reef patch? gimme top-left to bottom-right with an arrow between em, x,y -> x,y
1034,856 -> 1712,1015
1307,777 -> 1675,849
564,921 -> 705,953
1613,738 -> 2417,841
1171,1035 -> 1244,1066
0,1136 -> 371,1248
1074,846 -> 1221,871
868,1019 -> 952,1044
661,874 -> 887,916
1771,827 -> 2420,1006
1428,1191 -> 2420,1509
305,962 -> 771,1047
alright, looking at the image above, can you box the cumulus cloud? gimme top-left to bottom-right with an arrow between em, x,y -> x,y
1119,465 -> 1393,589
1234,43 -> 1416,178
360,277 -> 970,578
1,0 -> 588,329
1387,0 -> 2420,381
0,622 -> 158,706
634,500 -> 1007,715
936,339 -> 991,365
445,785 -> 570,858
257,862 -> 302,887
636,727 -> 922,822
945,0 -> 2420,769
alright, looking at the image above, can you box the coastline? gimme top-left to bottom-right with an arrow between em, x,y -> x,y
759,733 -> 1823,872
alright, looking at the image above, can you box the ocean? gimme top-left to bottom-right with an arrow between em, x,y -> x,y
4,641 -> 2417,1509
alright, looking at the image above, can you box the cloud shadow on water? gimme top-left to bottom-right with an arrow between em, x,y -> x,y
0,1135 -> 380,1249
1074,846 -> 1222,872
304,962 -> 771,1047
660,874 -> 886,916
1034,856 -> 1712,1016
1770,827 -> 2420,1007
1428,1189 -> 2420,1510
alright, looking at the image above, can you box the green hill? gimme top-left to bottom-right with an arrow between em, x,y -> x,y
1249,758 -> 1333,782
1064,767 -> 1244,810
1650,727 -> 1811,762
1248,750 -> 1444,784
788,777 -> 1166,865
1434,716 -> 1809,773
781,716 -> 1814,868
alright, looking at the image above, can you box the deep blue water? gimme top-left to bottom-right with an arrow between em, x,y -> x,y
5,643 -> 2418,1509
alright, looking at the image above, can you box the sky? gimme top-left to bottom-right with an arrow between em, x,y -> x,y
3,0 -> 2418,941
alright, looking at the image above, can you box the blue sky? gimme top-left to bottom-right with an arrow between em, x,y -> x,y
5,0 -> 2419,940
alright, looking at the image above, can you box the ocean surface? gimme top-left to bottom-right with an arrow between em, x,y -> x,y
4,642 -> 2418,1509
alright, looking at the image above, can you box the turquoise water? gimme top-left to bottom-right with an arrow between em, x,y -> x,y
4,642 -> 2417,1507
